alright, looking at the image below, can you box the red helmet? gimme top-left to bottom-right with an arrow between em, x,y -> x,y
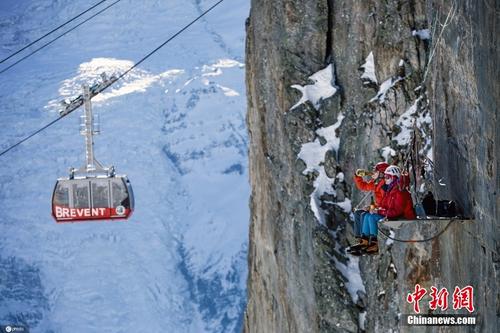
374,162 -> 390,173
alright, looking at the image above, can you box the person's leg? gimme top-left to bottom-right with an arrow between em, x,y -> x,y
348,213 -> 370,254
365,214 -> 375,238
361,213 -> 371,238
363,214 -> 381,254
360,211 -> 367,234
353,210 -> 366,238
366,213 -> 382,237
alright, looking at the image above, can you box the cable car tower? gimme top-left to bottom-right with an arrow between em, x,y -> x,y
52,74 -> 134,222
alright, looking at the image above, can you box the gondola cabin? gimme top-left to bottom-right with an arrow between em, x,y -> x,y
52,175 -> 134,222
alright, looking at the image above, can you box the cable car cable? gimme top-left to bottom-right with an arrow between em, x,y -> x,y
0,0 -> 225,158
99,0 -> 225,95
0,115 -> 68,158
0,0 -> 109,65
0,0 -> 122,75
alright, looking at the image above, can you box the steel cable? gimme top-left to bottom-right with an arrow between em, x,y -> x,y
0,0 -> 225,157
0,0 -> 109,65
378,218 -> 457,243
0,0 -> 122,75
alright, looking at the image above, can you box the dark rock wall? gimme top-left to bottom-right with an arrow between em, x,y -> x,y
244,2 -> 354,332
425,1 -> 499,332
244,0 -> 498,332
245,0 -> 431,331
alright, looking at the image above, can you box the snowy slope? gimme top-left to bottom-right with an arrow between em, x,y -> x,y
0,0 -> 249,332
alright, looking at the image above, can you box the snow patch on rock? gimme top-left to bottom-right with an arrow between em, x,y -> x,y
369,76 -> 403,104
291,64 -> 338,110
381,146 -> 396,162
360,51 -> 378,84
298,112 -> 345,223
333,198 -> 352,214
412,29 -> 431,40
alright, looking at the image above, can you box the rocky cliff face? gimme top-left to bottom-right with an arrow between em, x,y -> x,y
244,0 -> 498,332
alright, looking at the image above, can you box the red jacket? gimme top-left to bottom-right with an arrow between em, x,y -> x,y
377,185 -> 416,219
353,175 -> 385,206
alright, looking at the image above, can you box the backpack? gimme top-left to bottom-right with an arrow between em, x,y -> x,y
422,191 -> 457,217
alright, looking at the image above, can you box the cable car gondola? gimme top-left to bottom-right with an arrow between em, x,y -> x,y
52,173 -> 134,222
51,83 -> 134,223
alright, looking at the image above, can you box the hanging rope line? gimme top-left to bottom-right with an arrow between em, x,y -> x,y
0,0 -> 225,158
378,218 -> 457,243
394,1 -> 457,196
0,0 -> 122,75
422,1 -> 457,83
0,0 -> 109,65
353,192 -> 372,211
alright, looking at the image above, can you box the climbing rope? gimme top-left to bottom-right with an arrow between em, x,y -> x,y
353,191 -> 372,211
422,1 -> 458,83
378,218 -> 457,243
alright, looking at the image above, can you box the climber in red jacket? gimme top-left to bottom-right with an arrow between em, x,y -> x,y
354,165 -> 416,255
353,162 -> 389,206
347,162 -> 389,253
376,177 -> 416,220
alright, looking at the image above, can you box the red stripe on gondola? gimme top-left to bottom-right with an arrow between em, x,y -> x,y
52,205 -> 131,222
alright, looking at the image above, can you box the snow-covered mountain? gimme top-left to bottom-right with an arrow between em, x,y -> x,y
0,1 -> 249,332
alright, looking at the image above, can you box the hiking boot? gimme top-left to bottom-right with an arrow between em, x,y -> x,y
348,248 -> 365,256
347,239 -> 368,253
364,241 -> 379,255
